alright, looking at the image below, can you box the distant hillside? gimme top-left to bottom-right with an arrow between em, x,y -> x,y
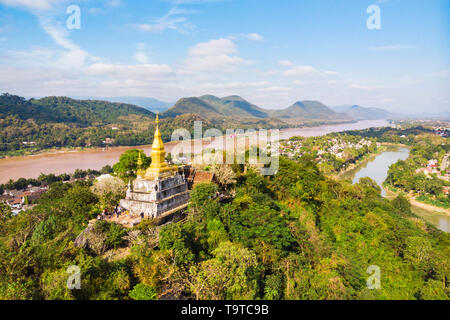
85,96 -> 174,113
270,101 -> 346,120
201,95 -> 269,118
0,93 -> 221,155
332,105 -> 392,120
164,95 -> 351,123
163,95 -> 269,120
0,93 -> 155,126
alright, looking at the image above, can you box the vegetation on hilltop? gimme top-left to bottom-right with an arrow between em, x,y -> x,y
385,134 -> 449,208
270,101 -> 346,120
0,153 -> 448,300
0,93 -> 220,156
281,133 -> 378,175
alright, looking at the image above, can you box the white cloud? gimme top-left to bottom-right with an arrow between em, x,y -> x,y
257,86 -> 291,92
183,38 -> 250,72
85,63 -> 174,80
133,43 -> 151,64
280,62 -> 339,78
283,65 -> 318,77
36,15 -> 94,69
370,44 -> 414,51
106,0 -> 122,7
431,70 -> 450,78
0,0 -> 69,10
133,52 -> 148,64
199,81 -> 269,90
164,0 -> 228,3
188,38 -> 237,56
137,6 -> 196,34
88,0 -> 123,15
278,60 -> 294,67
244,33 -> 263,41
349,83 -> 385,91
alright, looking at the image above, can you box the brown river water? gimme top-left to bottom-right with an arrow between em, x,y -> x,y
1,119 -> 447,232
0,120 -> 388,183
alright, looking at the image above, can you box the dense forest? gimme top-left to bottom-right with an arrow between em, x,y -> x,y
0,154 -> 448,300
282,134 -> 378,175
0,94 -> 217,156
0,93 -> 360,157
385,135 -> 449,208
345,126 -> 434,145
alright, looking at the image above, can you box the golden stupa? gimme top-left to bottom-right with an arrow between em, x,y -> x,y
120,113 -> 189,219
144,113 -> 177,180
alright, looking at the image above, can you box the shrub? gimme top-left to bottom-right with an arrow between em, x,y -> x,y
129,283 -> 157,300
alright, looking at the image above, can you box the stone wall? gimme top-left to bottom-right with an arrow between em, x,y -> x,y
121,173 -> 190,218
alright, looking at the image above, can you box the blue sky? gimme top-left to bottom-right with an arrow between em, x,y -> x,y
0,0 -> 448,113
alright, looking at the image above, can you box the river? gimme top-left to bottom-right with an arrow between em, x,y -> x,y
341,146 -> 450,233
0,119 -> 388,184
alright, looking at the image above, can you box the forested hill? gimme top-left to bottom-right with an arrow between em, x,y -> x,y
332,105 -> 393,120
163,95 -> 349,122
0,93 -> 155,126
270,100 -> 346,120
163,95 -> 270,120
1,154 -> 448,300
0,93 -> 189,155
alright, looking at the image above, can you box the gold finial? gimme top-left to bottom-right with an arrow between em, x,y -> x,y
144,112 -> 176,180
137,151 -> 143,166
136,151 -> 145,178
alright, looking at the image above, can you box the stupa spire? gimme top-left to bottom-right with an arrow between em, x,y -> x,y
144,113 -> 175,180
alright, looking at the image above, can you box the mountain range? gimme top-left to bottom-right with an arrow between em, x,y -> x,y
80,96 -> 173,113
3,93 -> 395,127
162,95 -> 389,123
332,105 -> 394,120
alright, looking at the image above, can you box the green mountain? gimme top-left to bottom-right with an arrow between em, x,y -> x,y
163,95 -> 269,119
332,105 -> 392,120
83,96 -> 173,113
0,93 -> 155,126
164,95 -> 350,123
270,100 -> 345,120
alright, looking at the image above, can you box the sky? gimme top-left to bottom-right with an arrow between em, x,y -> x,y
0,0 -> 448,114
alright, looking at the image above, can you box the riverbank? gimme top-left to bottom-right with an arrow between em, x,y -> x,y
384,185 -> 450,216
335,144 -> 387,180
0,145 -> 150,160
0,119 -> 390,184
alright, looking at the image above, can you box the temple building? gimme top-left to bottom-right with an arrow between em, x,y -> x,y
119,114 -> 190,219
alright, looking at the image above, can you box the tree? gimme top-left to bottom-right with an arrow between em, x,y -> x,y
100,165 -> 114,174
263,273 -> 284,300
91,176 -> 127,210
188,183 -> 218,214
93,220 -> 127,250
392,194 -> 413,217
0,202 -> 12,220
129,283 -> 157,300
72,169 -> 87,179
211,164 -> 236,191
188,241 -> 259,300
404,236 -> 433,269
31,215 -> 58,244
112,149 -> 150,182
158,222 -> 196,267
63,185 -> 98,219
